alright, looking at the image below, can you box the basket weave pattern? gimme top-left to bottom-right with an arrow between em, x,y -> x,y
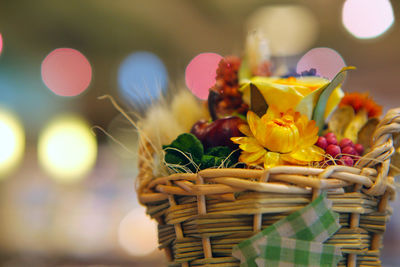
137,108 -> 400,267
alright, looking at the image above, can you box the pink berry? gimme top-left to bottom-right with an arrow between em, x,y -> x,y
342,146 -> 356,156
354,144 -> 364,155
339,138 -> 354,149
324,132 -> 336,139
341,155 -> 354,166
326,144 -> 341,158
316,136 -> 328,150
326,136 -> 338,145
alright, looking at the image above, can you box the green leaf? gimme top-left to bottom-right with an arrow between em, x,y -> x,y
205,146 -> 232,158
163,133 -> 204,172
163,133 -> 204,162
202,146 -> 239,169
163,134 -> 240,172
201,147 -> 230,169
312,67 -> 356,135
164,152 -> 195,172
164,152 -> 185,165
200,155 -> 222,169
295,83 -> 327,119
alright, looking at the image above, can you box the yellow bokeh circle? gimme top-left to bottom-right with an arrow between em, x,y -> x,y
0,108 -> 25,178
38,115 -> 97,183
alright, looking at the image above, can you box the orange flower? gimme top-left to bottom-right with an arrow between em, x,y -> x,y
231,107 -> 324,169
339,92 -> 382,118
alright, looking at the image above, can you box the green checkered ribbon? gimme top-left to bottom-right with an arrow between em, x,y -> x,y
232,193 -> 342,267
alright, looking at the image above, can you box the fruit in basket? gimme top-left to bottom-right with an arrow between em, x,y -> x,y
208,56 -> 249,120
340,155 -> 354,166
328,93 -> 382,146
190,116 -> 244,150
316,136 -> 328,150
316,132 -> 364,166
354,143 -> 364,155
326,144 -> 341,158
339,138 -> 353,149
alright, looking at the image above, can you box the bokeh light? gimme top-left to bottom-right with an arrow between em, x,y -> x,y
247,5 -> 318,56
118,206 -> 158,257
185,52 -> 222,100
0,108 -> 25,178
38,115 -> 97,183
0,33 -> 3,55
296,47 -> 346,80
342,0 -> 394,39
118,51 -> 168,106
41,48 -> 92,96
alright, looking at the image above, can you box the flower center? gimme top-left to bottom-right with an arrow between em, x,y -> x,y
264,117 -> 300,153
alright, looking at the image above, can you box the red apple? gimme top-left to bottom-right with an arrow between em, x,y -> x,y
191,117 -> 244,149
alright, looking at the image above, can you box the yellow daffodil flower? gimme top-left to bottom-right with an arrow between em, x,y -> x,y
231,107 -> 325,169
240,76 -> 344,119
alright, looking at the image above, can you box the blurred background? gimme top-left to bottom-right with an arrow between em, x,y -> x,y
0,0 -> 399,266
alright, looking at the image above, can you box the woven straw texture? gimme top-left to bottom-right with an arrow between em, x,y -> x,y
137,108 -> 400,267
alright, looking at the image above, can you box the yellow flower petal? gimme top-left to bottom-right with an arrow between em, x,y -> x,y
247,111 -> 270,148
239,138 -> 265,153
252,80 -> 304,113
296,118 -> 319,148
282,145 -> 325,165
263,119 -> 299,153
262,105 -> 281,123
325,87 -> 344,118
263,152 -> 282,169
247,111 -> 260,137
294,77 -> 331,119
238,124 -> 252,137
235,107 -> 322,169
240,75 -> 343,120
231,136 -> 250,145
232,136 -> 267,153
239,149 -> 266,165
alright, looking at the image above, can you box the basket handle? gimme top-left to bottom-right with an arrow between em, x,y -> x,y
355,108 -> 400,195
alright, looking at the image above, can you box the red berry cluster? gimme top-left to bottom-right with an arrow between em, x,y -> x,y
210,56 -> 249,118
316,132 -> 364,166
215,56 -> 241,86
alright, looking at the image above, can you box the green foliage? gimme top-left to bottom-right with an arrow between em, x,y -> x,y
163,133 -> 238,173
163,133 -> 203,172
312,67 -> 355,135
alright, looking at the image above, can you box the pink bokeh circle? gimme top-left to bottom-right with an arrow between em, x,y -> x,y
185,52 -> 223,100
296,47 -> 346,80
342,0 -> 394,39
41,48 -> 92,96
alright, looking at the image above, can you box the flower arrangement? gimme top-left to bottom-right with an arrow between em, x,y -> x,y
134,31 -> 400,267
153,33 -> 389,174
231,107 -> 324,169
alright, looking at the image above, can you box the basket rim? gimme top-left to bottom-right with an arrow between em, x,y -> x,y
138,165 -> 396,204
137,108 -> 400,204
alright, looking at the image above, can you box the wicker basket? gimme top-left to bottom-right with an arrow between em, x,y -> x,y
137,108 -> 400,267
